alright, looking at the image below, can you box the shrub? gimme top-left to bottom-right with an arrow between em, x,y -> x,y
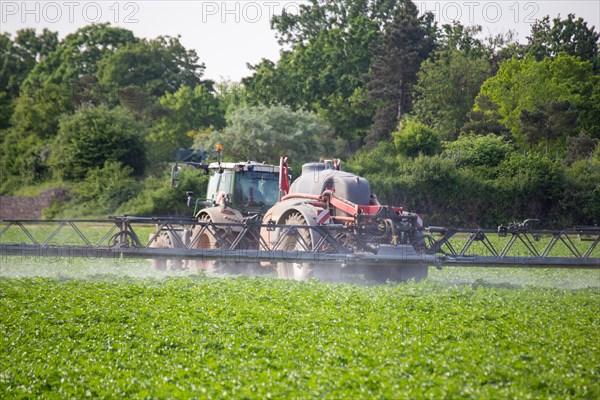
118,168 -> 209,216
444,134 -> 514,168
393,117 -> 440,157
50,105 -> 146,181
345,141 -> 398,177
494,153 -> 565,225
562,158 -> 600,225
47,162 -> 139,218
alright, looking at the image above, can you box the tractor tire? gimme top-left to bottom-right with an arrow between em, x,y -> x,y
187,214 -> 260,275
149,231 -> 184,271
277,212 -> 341,281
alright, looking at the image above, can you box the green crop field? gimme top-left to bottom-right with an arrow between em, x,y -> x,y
0,258 -> 598,399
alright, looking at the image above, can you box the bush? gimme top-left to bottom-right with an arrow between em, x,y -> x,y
0,130 -> 51,192
345,141 -> 398,177
444,134 -> 514,168
50,105 -> 146,181
392,117 -> 440,157
118,167 -> 209,216
493,153 -> 565,225
46,162 -> 139,218
346,146 -> 598,227
562,159 -> 600,225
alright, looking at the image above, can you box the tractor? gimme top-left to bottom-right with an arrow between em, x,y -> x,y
150,146 -> 428,281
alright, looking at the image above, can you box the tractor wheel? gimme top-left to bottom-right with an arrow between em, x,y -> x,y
187,214 -> 257,275
149,231 -> 184,271
277,212 -> 341,281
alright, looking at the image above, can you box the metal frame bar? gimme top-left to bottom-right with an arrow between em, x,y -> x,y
1,219 -> 599,268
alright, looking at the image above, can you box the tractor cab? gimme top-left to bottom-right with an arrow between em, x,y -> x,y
205,162 -> 280,212
170,145 -> 286,215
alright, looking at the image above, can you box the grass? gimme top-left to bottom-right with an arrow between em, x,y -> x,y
10,180 -> 72,197
0,221 -> 157,248
0,265 -> 598,399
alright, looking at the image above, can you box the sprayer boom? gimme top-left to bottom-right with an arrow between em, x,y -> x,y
1,218 -> 598,270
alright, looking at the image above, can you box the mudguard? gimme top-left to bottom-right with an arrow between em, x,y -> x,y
195,206 -> 245,232
261,199 -> 328,250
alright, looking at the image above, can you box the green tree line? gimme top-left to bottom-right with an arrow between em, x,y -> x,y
0,1 -> 598,227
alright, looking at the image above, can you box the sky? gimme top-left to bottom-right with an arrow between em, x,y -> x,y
1,1 -> 599,81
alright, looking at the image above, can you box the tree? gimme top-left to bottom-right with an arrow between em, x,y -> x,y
412,49 -> 492,140
0,83 -> 75,187
147,84 -> 225,162
520,100 -> 578,153
209,105 -> 333,164
245,5 -> 380,142
214,80 -> 246,121
242,58 -> 296,107
10,83 -> 74,139
0,29 -> 58,99
436,23 -> 488,57
0,29 -> 59,130
244,0 -> 427,143
50,105 -> 145,180
411,23 -> 496,141
98,36 -> 204,98
271,0 -> 404,47
526,14 -> 599,69
366,2 -> 436,144
115,85 -> 165,120
0,92 -> 14,130
1,129 -> 50,189
23,24 -> 136,91
461,95 -> 511,138
392,117 -> 440,157
475,54 -> 599,145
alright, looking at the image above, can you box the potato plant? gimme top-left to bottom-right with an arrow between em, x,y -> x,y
0,273 -> 598,399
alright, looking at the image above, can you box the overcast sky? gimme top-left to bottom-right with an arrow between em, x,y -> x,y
2,1 -> 599,81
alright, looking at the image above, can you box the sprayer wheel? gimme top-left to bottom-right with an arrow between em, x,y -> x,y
276,213 -> 341,281
276,213 -> 313,280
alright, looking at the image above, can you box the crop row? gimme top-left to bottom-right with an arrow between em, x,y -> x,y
1,274 -> 598,398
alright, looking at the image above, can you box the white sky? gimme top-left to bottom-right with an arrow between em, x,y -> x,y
1,1 -> 599,82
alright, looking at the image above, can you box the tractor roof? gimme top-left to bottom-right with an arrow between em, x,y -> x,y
208,161 -> 280,173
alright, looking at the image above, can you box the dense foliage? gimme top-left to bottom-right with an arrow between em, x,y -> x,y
392,117 -> 440,157
51,105 -> 146,180
0,3 -> 598,227
476,54 -> 600,147
0,274 -> 597,398
346,142 -> 600,227
207,105 -> 336,164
